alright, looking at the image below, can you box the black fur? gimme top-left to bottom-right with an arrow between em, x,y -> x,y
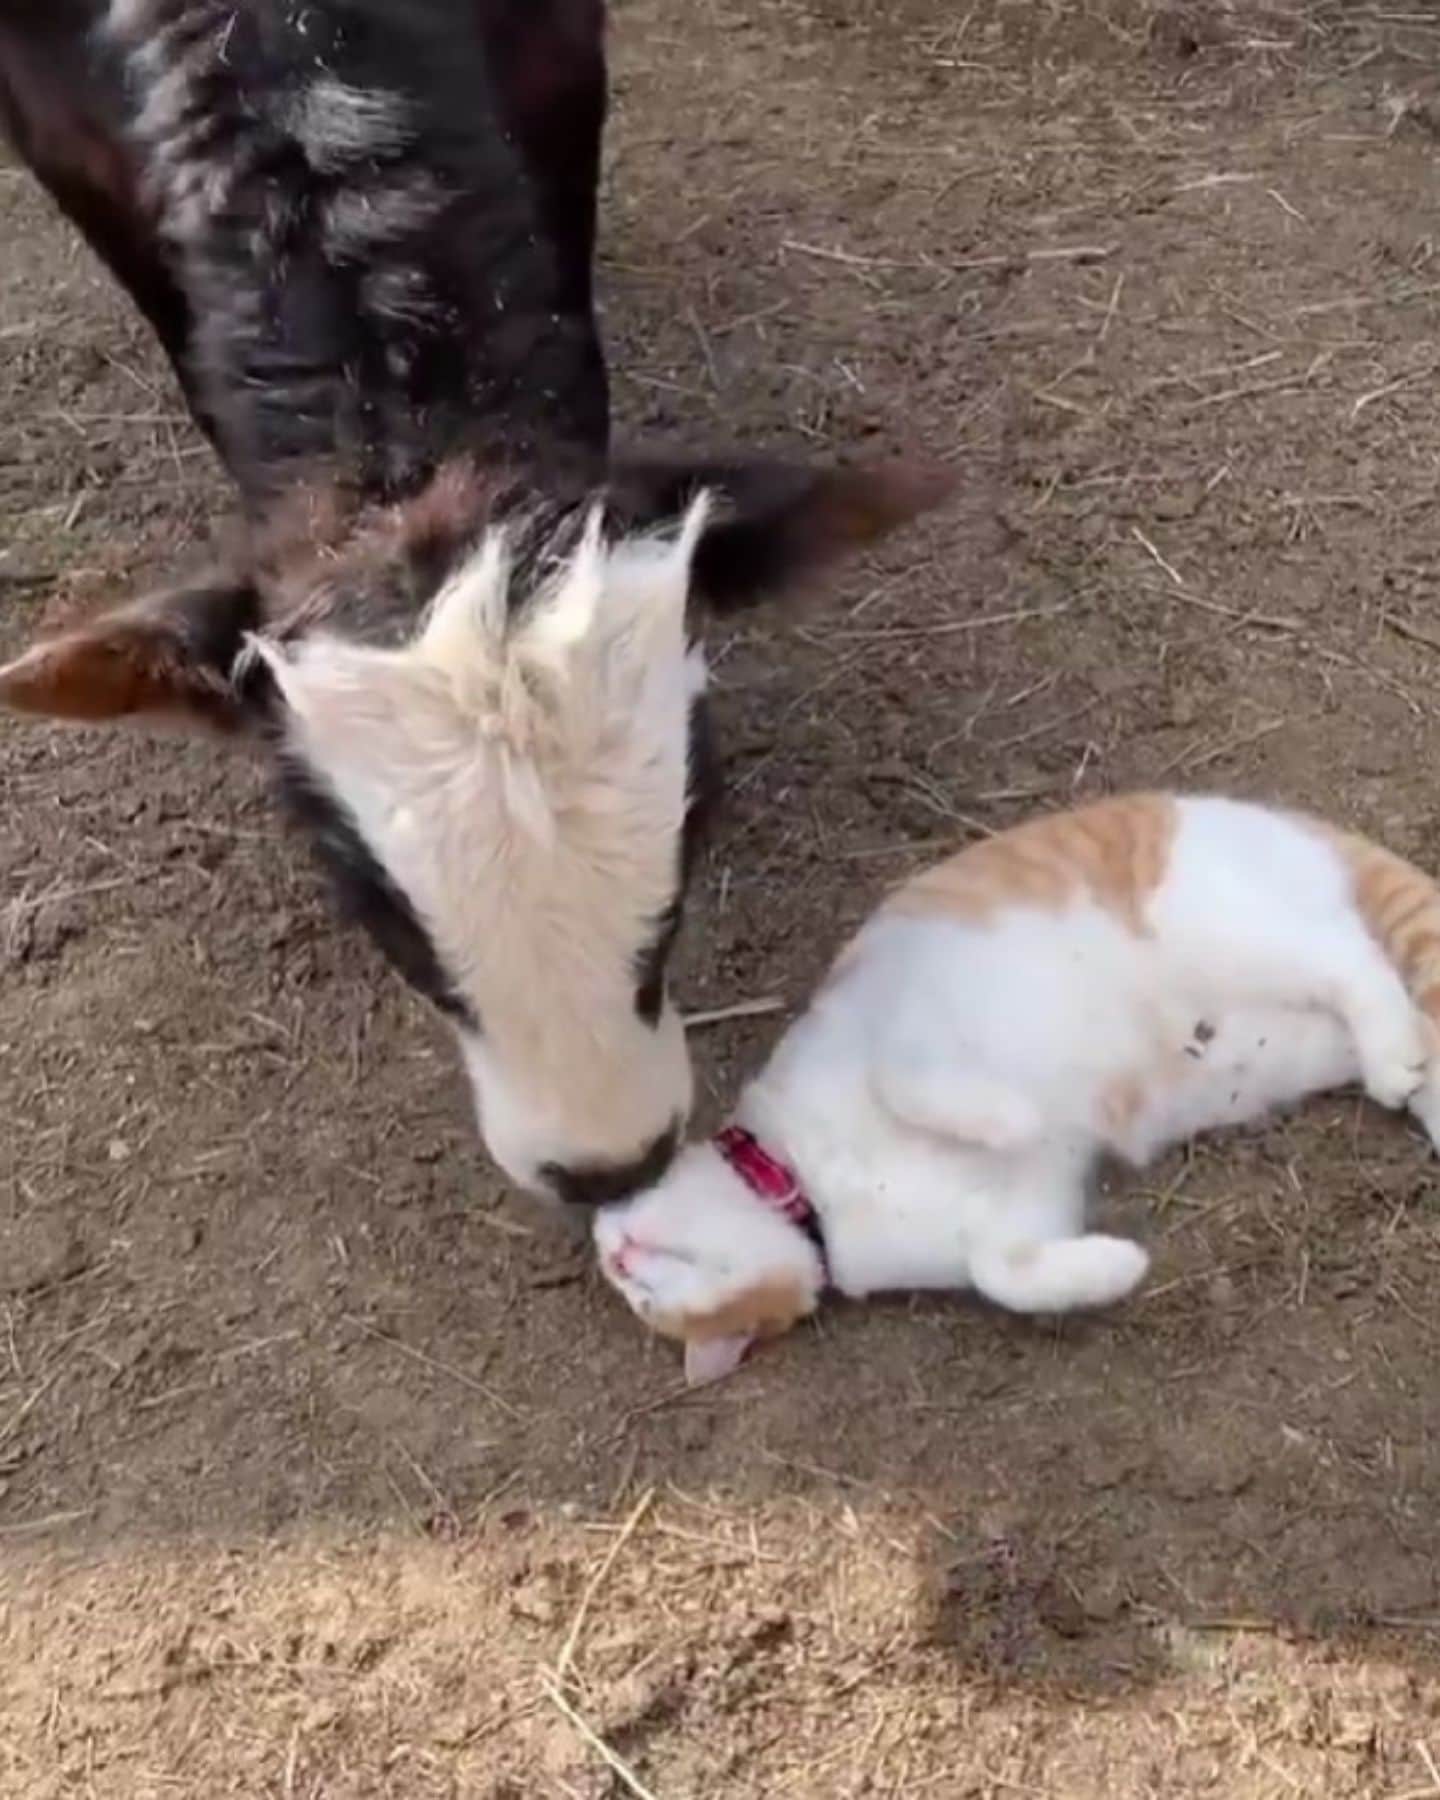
632,897 -> 679,1029
607,460 -> 835,610
122,572 -> 262,727
605,455 -> 950,614
273,481 -> 603,651
0,1 -> 609,491
170,574 -> 262,670
107,0 -> 608,506
0,0 -> 216,436
542,1119 -> 681,1208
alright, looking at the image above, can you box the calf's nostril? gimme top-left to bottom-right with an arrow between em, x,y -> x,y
541,1119 -> 681,1207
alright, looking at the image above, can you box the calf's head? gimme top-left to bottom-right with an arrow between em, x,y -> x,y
256,495 -> 714,1198
0,456 -> 947,1199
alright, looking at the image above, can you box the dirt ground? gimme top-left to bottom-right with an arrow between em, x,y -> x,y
5,0 -> 1440,1793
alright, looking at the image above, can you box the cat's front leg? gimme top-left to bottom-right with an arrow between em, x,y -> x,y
969,1233 -> 1150,1313
871,1057 -> 1043,1151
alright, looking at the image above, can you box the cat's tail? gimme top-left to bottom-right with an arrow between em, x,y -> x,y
969,1235 -> 1150,1314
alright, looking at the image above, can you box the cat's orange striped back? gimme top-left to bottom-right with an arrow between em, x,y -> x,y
886,793 -> 1177,932
1313,822 -> 1440,1029
887,792 -> 1440,1031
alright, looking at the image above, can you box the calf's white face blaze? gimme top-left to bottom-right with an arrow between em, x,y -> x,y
252,499 -> 712,1195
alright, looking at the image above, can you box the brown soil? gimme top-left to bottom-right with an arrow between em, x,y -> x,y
6,1 -> 1440,1794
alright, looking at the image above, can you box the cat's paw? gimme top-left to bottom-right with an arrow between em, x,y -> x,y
1408,1080 -> 1440,1155
1066,1235 -> 1151,1308
1355,1012 -> 1429,1110
970,1234 -> 1150,1313
1362,1052 -> 1428,1111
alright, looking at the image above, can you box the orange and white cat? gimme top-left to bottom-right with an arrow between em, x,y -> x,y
594,794 -> 1440,1382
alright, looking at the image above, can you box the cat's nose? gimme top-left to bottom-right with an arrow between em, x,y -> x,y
608,1237 -> 636,1279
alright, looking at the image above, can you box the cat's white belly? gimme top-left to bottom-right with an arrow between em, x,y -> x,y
748,913 -> 1371,1307
802,1120 -> 1094,1299
748,1072 -> 1010,1297
819,1153 -> 986,1296
816,1005 -> 1358,1295
777,1002 -> 1361,1299
1124,1003 -> 1359,1162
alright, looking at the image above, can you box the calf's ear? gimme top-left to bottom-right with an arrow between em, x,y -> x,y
0,575 -> 259,731
606,454 -> 954,612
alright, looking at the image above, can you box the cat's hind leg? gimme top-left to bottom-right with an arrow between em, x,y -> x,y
1334,960 -> 1429,1110
1406,1049 -> 1440,1154
1165,863 -> 1428,1109
1215,920 -> 1424,1110
1312,933 -> 1430,1106
1268,937 -> 1424,1109
969,1234 -> 1150,1313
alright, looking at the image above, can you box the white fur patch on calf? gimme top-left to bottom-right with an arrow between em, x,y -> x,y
249,501 -> 715,1186
521,509 -> 607,671
324,175 -> 447,263
288,77 -> 414,173
417,528 -> 513,679
363,266 -> 443,329
106,0 -> 173,41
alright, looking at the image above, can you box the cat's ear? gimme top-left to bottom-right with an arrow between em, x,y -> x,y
684,1334 -> 754,1386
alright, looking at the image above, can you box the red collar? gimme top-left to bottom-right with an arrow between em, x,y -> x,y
714,1126 -> 821,1248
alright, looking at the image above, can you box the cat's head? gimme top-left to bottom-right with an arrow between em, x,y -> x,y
593,1145 -> 825,1383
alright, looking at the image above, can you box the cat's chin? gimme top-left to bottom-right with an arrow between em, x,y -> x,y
592,1139 -> 826,1366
